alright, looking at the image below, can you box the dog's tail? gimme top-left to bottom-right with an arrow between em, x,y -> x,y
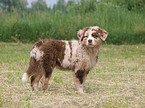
22,73 -> 28,82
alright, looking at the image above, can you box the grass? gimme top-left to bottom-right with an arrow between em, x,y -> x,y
0,43 -> 145,107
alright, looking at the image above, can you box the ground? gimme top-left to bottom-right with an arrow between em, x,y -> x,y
0,43 -> 145,108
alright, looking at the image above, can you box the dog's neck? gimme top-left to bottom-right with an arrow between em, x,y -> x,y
81,44 -> 101,57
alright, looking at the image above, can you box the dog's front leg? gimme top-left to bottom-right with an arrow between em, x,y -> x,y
73,69 -> 88,93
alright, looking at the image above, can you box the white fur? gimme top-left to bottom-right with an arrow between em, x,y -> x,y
61,40 -> 100,71
84,30 -> 97,46
30,46 -> 44,61
30,46 -> 38,58
35,49 -> 44,61
22,73 -> 28,82
91,26 -> 99,30
62,41 -> 71,68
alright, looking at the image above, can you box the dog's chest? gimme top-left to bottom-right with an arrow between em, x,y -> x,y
60,40 -> 99,71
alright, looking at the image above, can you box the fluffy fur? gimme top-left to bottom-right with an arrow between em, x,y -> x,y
22,26 -> 108,93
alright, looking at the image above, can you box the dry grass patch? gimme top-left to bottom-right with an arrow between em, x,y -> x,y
0,43 -> 145,107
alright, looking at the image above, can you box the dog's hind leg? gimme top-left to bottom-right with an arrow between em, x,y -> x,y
22,58 -> 37,83
41,60 -> 55,92
23,57 -> 44,91
41,72 -> 52,92
30,63 -> 44,91
73,70 -> 88,93
31,74 -> 41,91
41,75 -> 51,92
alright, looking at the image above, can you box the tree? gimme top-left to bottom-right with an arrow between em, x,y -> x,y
67,0 -> 75,6
31,0 -> 48,11
0,0 -> 27,12
53,0 -> 67,13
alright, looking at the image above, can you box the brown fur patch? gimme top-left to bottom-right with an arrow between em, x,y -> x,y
68,41 -> 72,62
40,39 -> 65,64
26,39 -> 66,91
81,27 -> 91,41
94,28 -> 108,38
39,40 -> 65,77
68,41 -> 72,58
83,27 -> 91,33
32,39 -> 49,48
26,58 -> 43,77
75,70 -> 85,84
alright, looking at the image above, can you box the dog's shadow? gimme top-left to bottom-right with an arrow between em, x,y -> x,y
37,82 -> 104,94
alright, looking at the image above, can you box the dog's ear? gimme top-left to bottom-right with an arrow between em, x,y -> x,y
92,26 -> 109,41
98,28 -> 108,41
77,29 -> 84,40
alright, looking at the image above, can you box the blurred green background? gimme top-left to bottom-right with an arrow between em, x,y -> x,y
0,0 -> 145,44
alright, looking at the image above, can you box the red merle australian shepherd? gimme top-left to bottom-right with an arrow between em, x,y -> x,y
22,26 -> 108,93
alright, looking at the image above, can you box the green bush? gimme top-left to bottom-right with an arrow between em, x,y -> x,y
103,0 -> 145,13
0,0 -> 145,44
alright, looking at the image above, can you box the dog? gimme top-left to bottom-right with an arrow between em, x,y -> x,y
22,26 -> 108,93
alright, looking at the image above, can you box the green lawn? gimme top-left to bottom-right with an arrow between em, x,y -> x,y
0,43 -> 145,108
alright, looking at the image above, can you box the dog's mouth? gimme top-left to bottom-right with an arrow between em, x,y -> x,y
88,43 -> 93,45
86,43 -> 95,47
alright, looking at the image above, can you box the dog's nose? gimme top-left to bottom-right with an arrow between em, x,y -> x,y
88,39 -> 92,43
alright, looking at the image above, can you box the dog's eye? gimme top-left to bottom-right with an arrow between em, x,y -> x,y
92,33 -> 97,37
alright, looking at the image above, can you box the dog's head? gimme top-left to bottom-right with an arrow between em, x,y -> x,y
77,26 -> 108,47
